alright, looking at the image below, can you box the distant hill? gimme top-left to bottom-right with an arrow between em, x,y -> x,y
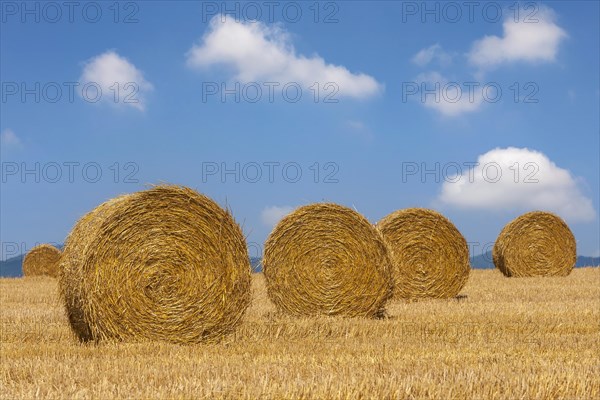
250,257 -> 262,273
1,250 -> 596,278
0,249 -> 264,277
470,252 -> 496,269
575,256 -> 600,267
470,251 -> 599,269
0,254 -> 25,278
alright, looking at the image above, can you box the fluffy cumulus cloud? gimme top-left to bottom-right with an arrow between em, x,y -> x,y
0,129 -> 21,148
261,205 -> 294,227
468,7 -> 567,69
79,51 -> 153,111
438,147 -> 596,222
186,16 -> 382,99
414,72 -> 484,117
410,7 -> 567,116
411,44 -> 452,67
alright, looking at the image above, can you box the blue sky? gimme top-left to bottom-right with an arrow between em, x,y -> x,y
1,1 -> 599,260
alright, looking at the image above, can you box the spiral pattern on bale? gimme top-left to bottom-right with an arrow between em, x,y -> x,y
22,244 -> 61,277
263,203 -> 393,318
493,211 -> 576,277
376,208 -> 470,300
58,185 -> 251,344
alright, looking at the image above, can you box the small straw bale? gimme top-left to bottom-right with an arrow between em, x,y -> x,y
493,211 -> 576,277
263,203 -> 393,318
58,185 -> 251,344
376,208 -> 470,300
22,244 -> 61,277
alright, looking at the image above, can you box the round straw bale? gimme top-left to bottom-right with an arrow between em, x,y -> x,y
58,185 -> 251,344
22,244 -> 61,277
263,203 -> 393,318
493,211 -> 576,277
376,208 -> 470,300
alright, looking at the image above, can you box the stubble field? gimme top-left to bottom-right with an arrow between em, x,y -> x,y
1,268 -> 599,399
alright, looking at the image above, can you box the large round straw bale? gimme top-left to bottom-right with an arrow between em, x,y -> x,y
58,185 -> 251,344
263,203 -> 393,318
22,244 -> 61,277
493,211 -> 576,277
376,208 -> 470,300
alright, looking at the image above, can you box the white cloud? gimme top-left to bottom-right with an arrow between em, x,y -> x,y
412,44 -> 452,67
414,71 -> 484,117
468,7 -> 567,69
79,51 -> 153,111
0,129 -> 21,148
186,16 -> 382,99
261,205 -> 294,227
438,147 -> 596,222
